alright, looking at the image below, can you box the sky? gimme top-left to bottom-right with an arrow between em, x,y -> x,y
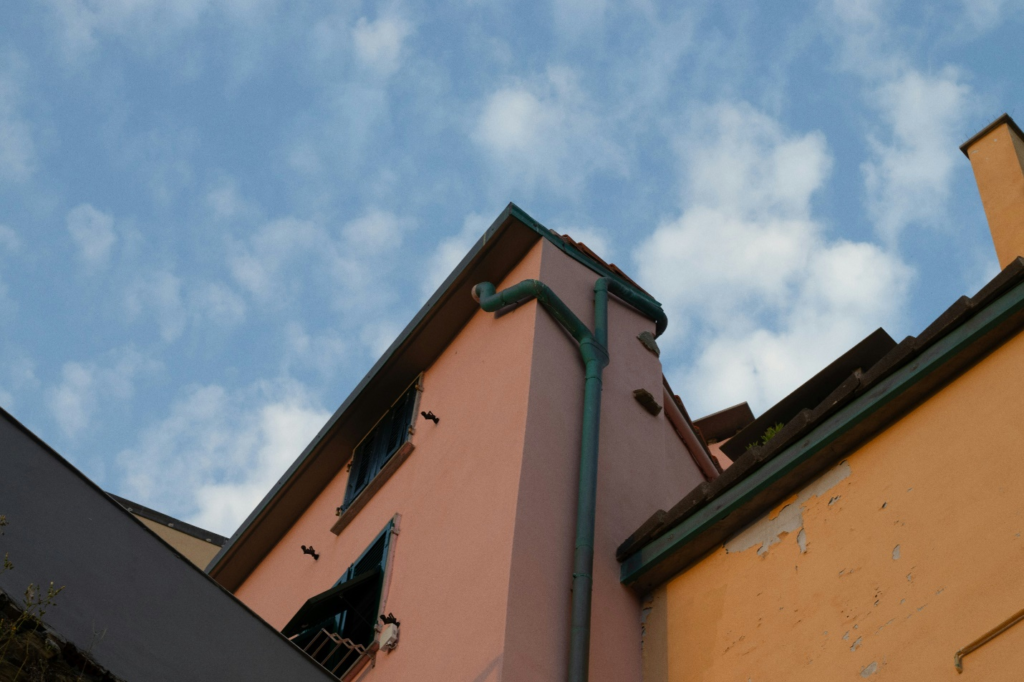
0,0 -> 1021,536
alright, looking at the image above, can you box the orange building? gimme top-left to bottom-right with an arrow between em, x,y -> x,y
621,114 -> 1024,681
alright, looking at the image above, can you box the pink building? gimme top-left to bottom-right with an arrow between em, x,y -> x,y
206,205 -> 725,681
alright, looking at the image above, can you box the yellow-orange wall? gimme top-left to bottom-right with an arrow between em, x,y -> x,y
964,121 -> 1024,269
134,515 -> 222,569
646,328 -> 1024,681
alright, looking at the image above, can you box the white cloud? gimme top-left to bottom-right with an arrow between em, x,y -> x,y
43,0 -> 213,55
352,15 -> 413,78
117,379 -> 330,535
862,68 -> 972,245
309,11 -> 352,65
473,67 -> 624,195
421,212 -> 489,297
635,102 -> 913,414
0,355 -> 37,408
339,209 -> 409,256
67,204 -> 117,268
226,210 -> 415,357
283,321 -> 348,377
0,56 -> 35,182
821,0 -> 974,246
552,0 -> 607,39
359,319 -> 403,358
47,347 -> 157,438
228,217 -> 323,303
125,270 -> 187,342
0,225 -> 19,252
191,281 -> 247,328
0,224 -> 19,317
822,0 -> 899,79
229,209 -> 414,312
206,177 -> 256,221
560,226 -> 612,262
958,0 -> 1024,31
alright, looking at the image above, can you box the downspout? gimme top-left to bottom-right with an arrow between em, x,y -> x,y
472,277 -> 667,682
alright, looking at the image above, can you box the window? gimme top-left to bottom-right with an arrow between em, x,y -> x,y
342,379 -> 420,511
283,522 -> 395,677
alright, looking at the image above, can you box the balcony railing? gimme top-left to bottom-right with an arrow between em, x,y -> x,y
295,628 -> 377,680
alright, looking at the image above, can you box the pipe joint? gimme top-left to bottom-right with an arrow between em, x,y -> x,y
471,282 -> 497,305
472,281 -> 538,313
579,338 -> 609,371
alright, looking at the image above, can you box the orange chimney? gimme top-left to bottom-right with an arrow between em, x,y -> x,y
961,114 -> 1024,268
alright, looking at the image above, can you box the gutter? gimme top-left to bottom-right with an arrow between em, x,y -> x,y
660,380 -> 720,481
474,276 -> 666,682
620,271 -> 1024,593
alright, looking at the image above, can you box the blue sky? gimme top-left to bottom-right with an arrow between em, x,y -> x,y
0,0 -> 1020,535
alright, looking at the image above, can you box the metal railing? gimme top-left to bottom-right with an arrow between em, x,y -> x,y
296,629 -> 372,680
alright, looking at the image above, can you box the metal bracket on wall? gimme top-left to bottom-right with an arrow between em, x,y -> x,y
955,606 -> 1024,672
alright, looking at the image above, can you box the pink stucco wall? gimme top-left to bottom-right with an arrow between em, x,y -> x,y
234,237 -> 706,681
236,241 -> 545,681
500,240 -> 705,682
707,439 -> 733,470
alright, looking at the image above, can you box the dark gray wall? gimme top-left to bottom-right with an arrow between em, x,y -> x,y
0,409 -> 335,682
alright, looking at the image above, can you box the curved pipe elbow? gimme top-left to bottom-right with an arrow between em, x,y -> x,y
474,280 -> 593,345
471,282 -> 500,309
472,280 -> 543,312
594,278 -> 668,338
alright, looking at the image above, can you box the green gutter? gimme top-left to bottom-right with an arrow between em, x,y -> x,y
621,278 -> 1024,589
503,204 -> 664,311
474,277 -> 665,682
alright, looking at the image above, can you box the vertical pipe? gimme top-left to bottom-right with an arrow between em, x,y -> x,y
568,355 -> 604,682
593,282 -> 610,349
473,276 -> 666,682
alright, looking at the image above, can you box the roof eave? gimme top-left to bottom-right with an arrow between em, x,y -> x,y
207,203 -> 533,586
959,113 -> 1024,157
621,271 -> 1024,593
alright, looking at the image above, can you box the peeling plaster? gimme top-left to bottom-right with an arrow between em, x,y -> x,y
892,545 -> 900,560
725,462 -> 852,556
860,661 -> 878,677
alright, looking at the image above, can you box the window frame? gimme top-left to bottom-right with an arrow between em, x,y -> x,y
283,517 -> 400,678
341,376 -> 423,512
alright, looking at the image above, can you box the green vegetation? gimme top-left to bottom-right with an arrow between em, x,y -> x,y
0,514 -> 82,682
746,422 -> 786,451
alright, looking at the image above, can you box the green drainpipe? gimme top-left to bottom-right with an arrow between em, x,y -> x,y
472,277 -> 667,682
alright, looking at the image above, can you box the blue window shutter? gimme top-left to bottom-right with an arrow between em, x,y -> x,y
342,380 -> 419,511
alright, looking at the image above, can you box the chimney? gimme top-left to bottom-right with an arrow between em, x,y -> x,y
961,114 -> 1024,269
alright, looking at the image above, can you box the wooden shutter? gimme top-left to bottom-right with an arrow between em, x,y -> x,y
342,379 -> 420,510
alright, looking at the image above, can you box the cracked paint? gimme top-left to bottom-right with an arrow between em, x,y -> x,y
653,330 -> 1024,682
724,462 -> 851,556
